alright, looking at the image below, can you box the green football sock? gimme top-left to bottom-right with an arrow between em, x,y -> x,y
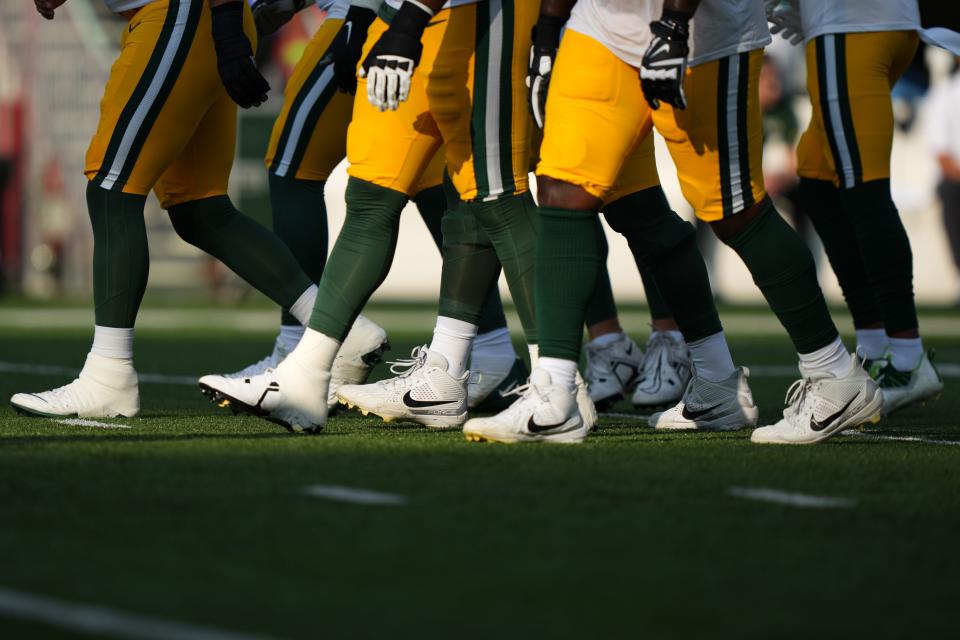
417,180 -> 509,334
268,174 -> 328,326
468,192 -> 539,344
309,178 -> 408,340
537,207 -> 601,361
437,202 -> 503,326
800,178 -> 881,329
583,220 -> 619,328
86,182 -> 149,328
167,195 -> 314,310
720,198 -> 838,353
604,187 -> 721,343
840,179 -> 917,334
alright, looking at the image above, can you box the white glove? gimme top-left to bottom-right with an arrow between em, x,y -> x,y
360,56 -> 415,112
766,0 -> 804,46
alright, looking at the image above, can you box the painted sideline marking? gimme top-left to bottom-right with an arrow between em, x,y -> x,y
0,586 -> 273,640
599,412 -> 651,421
843,430 -> 960,446
728,486 -> 856,509
53,418 -> 132,430
303,484 -> 408,506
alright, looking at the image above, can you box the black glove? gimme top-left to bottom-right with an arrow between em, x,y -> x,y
360,0 -> 430,111
251,0 -> 306,37
526,15 -> 564,130
328,4 -> 377,94
639,11 -> 690,110
211,2 -> 270,109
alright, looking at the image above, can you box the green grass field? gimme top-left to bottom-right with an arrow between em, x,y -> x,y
1,305 -> 959,638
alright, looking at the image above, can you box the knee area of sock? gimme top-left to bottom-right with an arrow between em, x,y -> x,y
609,212 -> 694,263
536,175 -> 600,210
167,196 -> 237,239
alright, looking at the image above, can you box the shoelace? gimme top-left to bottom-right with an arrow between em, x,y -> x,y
783,377 -> 813,417
378,346 -> 429,388
496,379 -> 549,419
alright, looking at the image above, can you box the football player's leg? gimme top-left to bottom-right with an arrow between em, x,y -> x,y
797,34 -> 887,366
655,50 -> 880,443
11,0 -> 213,419
463,28 -> 641,443
264,18 -> 351,348
805,31 -> 938,412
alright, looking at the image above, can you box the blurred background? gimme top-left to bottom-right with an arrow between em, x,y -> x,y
1,0 -> 959,312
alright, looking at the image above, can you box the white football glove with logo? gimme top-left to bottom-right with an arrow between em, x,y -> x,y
525,16 -> 564,130
359,1 -> 432,112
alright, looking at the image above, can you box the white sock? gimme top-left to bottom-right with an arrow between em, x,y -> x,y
651,329 -> 683,343
279,324 -> 305,351
588,331 -> 623,348
528,344 -> 540,369
686,331 -> 736,382
288,285 -> 318,326
288,327 -> 340,372
798,336 -> 851,379
856,328 -> 888,360
429,316 -> 478,378
888,336 -> 923,371
539,357 -> 578,391
91,325 -> 134,360
471,327 -> 516,362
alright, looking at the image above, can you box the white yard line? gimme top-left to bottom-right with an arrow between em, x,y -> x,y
53,418 -> 132,430
728,486 -> 856,509
303,485 -> 408,506
843,430 -> 960,446
0,586 -> 273,640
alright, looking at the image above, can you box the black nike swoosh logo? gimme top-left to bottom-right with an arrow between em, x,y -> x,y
402,391 -> 456,409
681,403 -> 720,420
810,396 -> 856,432
423,19 -> 447,29
128,22 -> 138,33
527,416 -> 568,433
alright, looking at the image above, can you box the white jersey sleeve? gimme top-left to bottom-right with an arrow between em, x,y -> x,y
316,0 -> 351,20
567,0 -> 770,70
688,0 -> 771,67
384,0 -> 481,10
567,0 -> 655,69
798,0 -> 920,42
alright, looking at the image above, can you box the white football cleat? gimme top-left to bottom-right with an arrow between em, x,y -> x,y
336,346 -> 467,428
223,335 -> 292,380
10,352 -> 139,418
584,333 -> 644,410
751,355 -> 882,445
877,350 -> 943,416
575,371 -> 598,431
463,368 -> 588,444
198,354 -> 330,433
328,315 -> 390,408
650,367 -> 758,431
468,356 -> 529,412
631,332 -> 692,408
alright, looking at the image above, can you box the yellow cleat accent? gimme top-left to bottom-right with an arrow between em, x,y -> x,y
869,413 -> 881,424
218,399 -> 230,408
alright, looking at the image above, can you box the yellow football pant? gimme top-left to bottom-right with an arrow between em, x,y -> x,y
347,1 -> 536,201
85,0 -> 255,209
797,30 -> 918,188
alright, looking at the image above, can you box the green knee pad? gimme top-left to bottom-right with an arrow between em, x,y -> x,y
87,182 -> 149,328
167,195 -> 315,310
723,200 -> 838,353
309,178 -> 408,340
